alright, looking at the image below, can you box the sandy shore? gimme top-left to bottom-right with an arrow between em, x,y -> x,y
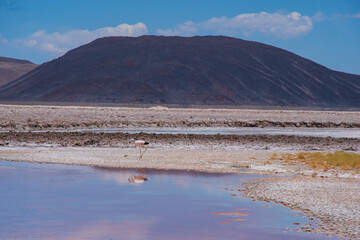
1,104 -> 360,239
0,147 -> 275,173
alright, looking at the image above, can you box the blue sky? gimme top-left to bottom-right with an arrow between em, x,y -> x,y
0,0 -> 359,74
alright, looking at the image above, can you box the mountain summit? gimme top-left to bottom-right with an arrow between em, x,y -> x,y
0,35 -> 359,108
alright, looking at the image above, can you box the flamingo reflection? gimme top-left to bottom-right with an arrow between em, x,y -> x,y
128,168 -> 149,183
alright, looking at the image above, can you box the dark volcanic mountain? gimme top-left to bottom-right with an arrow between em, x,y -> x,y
0,57 -> 38,87
0,36 -> 359,108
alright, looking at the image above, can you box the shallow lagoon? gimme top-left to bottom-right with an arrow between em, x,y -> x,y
0,161 -> 334,239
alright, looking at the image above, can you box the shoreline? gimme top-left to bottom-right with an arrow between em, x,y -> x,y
241,176 -> 360,240
1,143 -> 359,177
0,147 -> 277,174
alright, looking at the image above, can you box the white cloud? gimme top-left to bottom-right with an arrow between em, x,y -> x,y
157,12 -> 313,39
312,12 -> 325,21
17,23 -> 148,54
345,12 -> 360,18
157,21 -> 197,36
312,12 -> 360,21
0,34 -> 8,44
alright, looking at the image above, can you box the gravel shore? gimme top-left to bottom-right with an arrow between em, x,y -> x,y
241,176 -> 360,239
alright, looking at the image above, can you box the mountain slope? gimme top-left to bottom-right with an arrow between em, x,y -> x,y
0,35 -> 359,108
0,57 -> 38,87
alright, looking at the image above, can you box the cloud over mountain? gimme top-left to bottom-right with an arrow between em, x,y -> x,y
158,12 -> 313,39
17,23 -> 148,54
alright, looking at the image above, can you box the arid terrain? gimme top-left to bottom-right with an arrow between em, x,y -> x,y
0,104 -> 359,239
1,104 -> 360,129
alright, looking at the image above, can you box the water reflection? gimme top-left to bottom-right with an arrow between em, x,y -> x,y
128,168 -> 149,183
94,167 -> 135,185
209,210 -> 249,224
93,167 -> 150,184
209,212 -> 249,216
0,161 -> 335,240
59,220 -> 154,240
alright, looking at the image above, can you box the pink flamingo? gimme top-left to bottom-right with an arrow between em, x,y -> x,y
133,140 -> 149,160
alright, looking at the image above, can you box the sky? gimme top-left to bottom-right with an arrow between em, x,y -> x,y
0,0 -> 359,74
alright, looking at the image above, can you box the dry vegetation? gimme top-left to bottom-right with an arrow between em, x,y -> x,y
271,151 -> 360,171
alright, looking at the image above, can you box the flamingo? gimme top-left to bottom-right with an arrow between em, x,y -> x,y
133,140 -> 149,160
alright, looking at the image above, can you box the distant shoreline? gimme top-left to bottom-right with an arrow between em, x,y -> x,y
1,102 -> 360,111
1,104 -> 360,131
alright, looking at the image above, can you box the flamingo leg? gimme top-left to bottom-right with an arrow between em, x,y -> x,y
139,147 -> 147,160
142,148 -> 147,157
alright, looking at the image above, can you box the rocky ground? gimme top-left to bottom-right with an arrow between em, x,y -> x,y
0,131 -> 359,151
1,104 -> 360,130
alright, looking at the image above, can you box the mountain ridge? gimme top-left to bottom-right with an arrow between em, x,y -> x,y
0,57 -> 38,87
0,35 -> 359,108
